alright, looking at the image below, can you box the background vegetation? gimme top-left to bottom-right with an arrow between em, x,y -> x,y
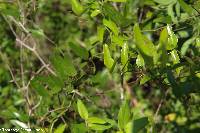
0,0 -> 200,132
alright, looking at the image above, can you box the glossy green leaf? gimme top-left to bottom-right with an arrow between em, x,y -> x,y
118,101 -> 131,130
91,9 -> 101,17
54,124 -> 66,133
51,54 -> 77,78
103,44 -> 114,70
167,25 -> 178,50
103,19 -> 119,35
136,54 -> 144,67
77,99 -> 88,120
170,50 -> 181,75
171,50 -> 180,64
69,42 -> 89,60
121,43 -> 129,71
97,26 -> 105,43
70,0 -> 84,15
133,117 -> 149,133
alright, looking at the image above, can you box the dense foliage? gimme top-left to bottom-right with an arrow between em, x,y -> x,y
0,0 -> 200,132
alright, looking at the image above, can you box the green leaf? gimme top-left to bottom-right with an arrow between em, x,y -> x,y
71,123 -> 87,133
51,54 -> 77,78
10,120 -> 28,128
167,25 -> 178,50
178,0 -> 195,15
107,0 -> 127,2
156,28 -> 168,65
171,50 -> 180,64
87,117 -> 107,124
97,26 -> 105,43
102,3 -> 129,27
170,50 -> 181,75
103,44 -> 114,70
103,19 -> 119,36
70,0 -> 84,15
121,43 -> 129,71
132,117 -> 149,133
45,75 -> 64,94
154,0 -> 175,5
30,29 -> 45,38
69,42 -> 89,60
136,54 -> 144,67
181,37 -> 196,56
140,75 -> 151,85
31,77 -> 50,97
125,122 -> 133,133
118,101 -> 131,130
54,124 -> 66,133
88,123 -> 112,131
111,35 -> 125,47
87,117 -> 114,131
91,9 -> 101,17
77,99 -> 89,120
133,24 -> 156,66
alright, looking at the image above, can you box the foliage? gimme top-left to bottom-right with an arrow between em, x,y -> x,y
0,0 -> 200,132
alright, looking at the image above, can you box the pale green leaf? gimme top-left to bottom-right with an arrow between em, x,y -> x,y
121,43 -> 129,71
136,54 -> 144,67
170,50 -> 181,75
156,28 -> 168,65
91,9 -> 101,17
87,117 -> 106,124
167,25 -> 178,50
97,26 -> 105,43
77,99 -> 89,120
103,44 -> 114,70
10,120 -> 28,128
70,0 -> 84,15
118,101 -> 131,130
88,123 -> 112,131
87,117 -> 114,131
54,124 -> 66,133
133,24 -> 156,65
140,75 -> 151,85
103,19 -> 119,35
